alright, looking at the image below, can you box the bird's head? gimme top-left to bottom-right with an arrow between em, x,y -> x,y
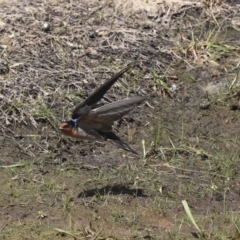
59,119 -> 78,138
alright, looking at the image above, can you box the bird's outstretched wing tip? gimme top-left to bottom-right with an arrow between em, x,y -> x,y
112,139 -> 140,156
72,65 -> 133,119
128,149 -> 139,156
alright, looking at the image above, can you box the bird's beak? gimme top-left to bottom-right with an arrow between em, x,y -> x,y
59,122 -> 68,130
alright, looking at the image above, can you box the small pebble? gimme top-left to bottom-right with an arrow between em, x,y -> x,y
42,22 -> 50,32
199,100 -> 210,110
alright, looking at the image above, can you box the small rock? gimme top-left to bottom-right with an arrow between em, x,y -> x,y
199,100 -> 210,110
42,22 -> 51,32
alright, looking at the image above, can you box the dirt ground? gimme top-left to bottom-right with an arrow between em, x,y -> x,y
1,0 -> 240,239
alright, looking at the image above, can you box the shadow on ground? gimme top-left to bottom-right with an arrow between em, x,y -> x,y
78,184 -> 148,198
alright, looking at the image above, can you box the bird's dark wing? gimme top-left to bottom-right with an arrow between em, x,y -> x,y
96,130 -> 139,155
72,64 -> 132,119
78,96 -> 145,132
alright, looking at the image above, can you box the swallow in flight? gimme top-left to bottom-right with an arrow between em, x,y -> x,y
59,65 -> 145,155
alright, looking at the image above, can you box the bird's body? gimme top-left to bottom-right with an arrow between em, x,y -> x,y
59,65 -> 145,155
